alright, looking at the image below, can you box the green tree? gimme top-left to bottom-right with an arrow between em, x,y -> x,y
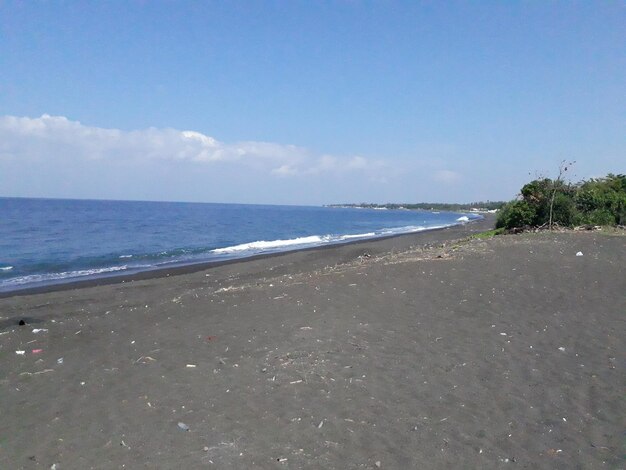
496,170 -> 625,230
495,200 -> 536,229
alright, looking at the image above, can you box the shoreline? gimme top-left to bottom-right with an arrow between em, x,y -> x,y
0,216 -> 493,299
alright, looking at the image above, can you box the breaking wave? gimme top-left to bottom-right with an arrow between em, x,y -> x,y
210,224 -> 456,257
2,265 -> 131,287
211,235 -> 329,254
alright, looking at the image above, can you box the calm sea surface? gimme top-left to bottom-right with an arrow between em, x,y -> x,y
0,198 -> 480,292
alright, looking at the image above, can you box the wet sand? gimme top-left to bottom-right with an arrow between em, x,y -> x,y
0,221 -> 624,469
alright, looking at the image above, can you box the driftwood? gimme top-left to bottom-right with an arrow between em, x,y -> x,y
506,223 -> 606,235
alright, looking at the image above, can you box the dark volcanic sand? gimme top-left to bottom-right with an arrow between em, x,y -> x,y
1,222 -> 624,469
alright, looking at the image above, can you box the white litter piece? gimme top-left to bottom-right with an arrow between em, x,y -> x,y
15,350 -> 25,355
32,328 -> 48,334
558,347 -> 566,352
576,251 -> 583,257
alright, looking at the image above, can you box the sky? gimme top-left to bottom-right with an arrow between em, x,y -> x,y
0,1 -> 624,205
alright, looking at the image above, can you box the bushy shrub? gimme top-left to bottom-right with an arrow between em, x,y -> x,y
498,173 -> 626,229
496,201 -> 536,229
575,174 -> 626,225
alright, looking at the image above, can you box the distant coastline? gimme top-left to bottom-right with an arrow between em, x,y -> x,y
327,201 -> 504,213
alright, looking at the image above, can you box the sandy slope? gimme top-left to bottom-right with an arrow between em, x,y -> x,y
0,227 -> 624,469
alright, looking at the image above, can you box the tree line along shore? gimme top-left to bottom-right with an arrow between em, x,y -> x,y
331,173 -> 626,232
327,201 -> 505,212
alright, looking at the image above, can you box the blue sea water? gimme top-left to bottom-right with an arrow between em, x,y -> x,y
0,198 -> 480,292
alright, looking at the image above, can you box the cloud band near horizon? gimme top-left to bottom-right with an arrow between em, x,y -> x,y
0,114 -> 392,177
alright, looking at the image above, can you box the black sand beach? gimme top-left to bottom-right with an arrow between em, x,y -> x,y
1,220 -> 624,469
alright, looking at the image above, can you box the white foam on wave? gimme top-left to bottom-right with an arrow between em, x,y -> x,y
211,223 -> 459,258
383,225 -> 426,235
119,254 -> 133,258
211,235 -> 328,254
2,265 -> 130,286
381,223 -> 457,236
456,216 -> 470,222
338,232 -> 376,240
0,266 -> 13,272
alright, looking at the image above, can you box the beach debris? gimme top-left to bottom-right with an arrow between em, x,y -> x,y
32,328 -> 48,334
57,358 -> 64,364
50,464 -> 59,470
290,380 -> 303,384
318,420 -> 324,428
576,251 -> 583,256
20,369 -> 54,376
134,356 -> 156,364
375,461 -> 382,468
32,349 -> 43,354
19,319 -> 26,326
15,350 -> 25,355
177,422 -> 190,431
186,364 -> 197,368
277,458 -> 288,463
558,347 -> 566,352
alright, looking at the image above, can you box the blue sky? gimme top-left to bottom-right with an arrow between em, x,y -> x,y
1,1 -> 624,205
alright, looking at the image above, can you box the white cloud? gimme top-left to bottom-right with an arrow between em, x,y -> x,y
0,114 -> 383,177
432,169 -> 462,184
271,164 -> 298,177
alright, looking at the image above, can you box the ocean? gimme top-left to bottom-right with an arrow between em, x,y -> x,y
0,198 -> 480,293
